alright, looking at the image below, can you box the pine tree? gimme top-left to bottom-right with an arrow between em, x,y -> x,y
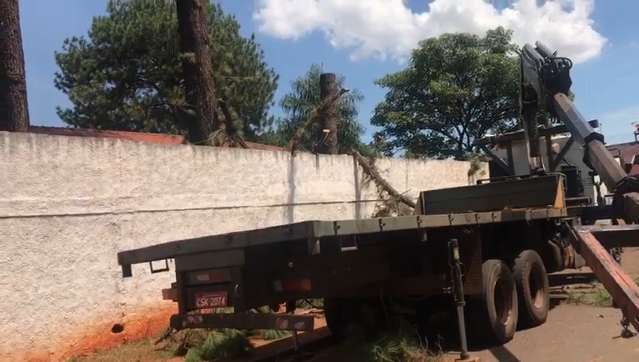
55,0 -> 278,141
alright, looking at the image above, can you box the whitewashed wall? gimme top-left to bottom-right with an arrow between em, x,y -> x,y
0,131 -> 485,361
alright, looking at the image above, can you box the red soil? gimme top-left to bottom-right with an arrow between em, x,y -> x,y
16,304 -> 177,362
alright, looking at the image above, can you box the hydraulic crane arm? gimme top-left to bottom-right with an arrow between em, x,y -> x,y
551,93 -> 627,191
521,42 -> 639,220
551,89 -> 639,224
521,42 -> 639,331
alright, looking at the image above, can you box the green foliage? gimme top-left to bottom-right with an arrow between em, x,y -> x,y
369,334 -> 442,362
296,298 -> 324,309
259,329 -> 291,340
55,0 -> 278,140
184,329 -> 252,362
372,27 -> 519,159
270,64 -> 373,155
565,284 -> 613,307
592,289 -> 613,307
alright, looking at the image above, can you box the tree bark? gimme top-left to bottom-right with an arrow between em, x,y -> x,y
318,73 -> 338,154
0,0 -> 29,131
176,0 -> 218,144
288,88 -> 346,155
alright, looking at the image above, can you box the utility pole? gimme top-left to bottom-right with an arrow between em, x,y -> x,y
319,73 -> 338,154
0,0 -> 30,131
175,0 -> 218,144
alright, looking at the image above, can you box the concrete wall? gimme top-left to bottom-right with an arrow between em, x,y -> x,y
0,131 -> 485,361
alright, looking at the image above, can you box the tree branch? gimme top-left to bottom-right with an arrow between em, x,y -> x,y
351,150 -> 416,209
219,99 -> 249,148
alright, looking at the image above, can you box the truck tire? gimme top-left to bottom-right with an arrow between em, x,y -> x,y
513,250 -> 549,328
470,259 -> 518,345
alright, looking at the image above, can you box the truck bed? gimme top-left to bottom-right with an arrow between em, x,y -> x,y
118,206 -> 568,277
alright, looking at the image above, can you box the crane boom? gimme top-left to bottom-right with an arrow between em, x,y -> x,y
521,42 -> 639,331
521,43 -> 639,218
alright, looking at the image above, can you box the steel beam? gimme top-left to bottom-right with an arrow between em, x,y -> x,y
577,225 -> 639,248
170,312 -> 315,331
420,175 -> 565,215
569,226 -> 639,331
478,144 -> 513,175
553,94 -> 627,191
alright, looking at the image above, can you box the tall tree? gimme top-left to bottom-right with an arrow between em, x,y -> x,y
318,73 -> 338,154
0,0 -> 30,131
372,27 -> 519,159
175,0 -> 218,143
269,64 -> 369,154
55,0 -> 277,141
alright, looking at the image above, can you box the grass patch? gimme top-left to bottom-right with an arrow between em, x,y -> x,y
68,328 -> 252,362
564,284 -> 613,307
184,329 -> 252,362
259,329 -> 292,340
368,333 -> 443,362
592,289 -> 613,307
322,323 -> 443,362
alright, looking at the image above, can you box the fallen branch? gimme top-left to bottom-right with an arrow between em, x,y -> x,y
352,150 -> 416,209
154,327 -> 176,345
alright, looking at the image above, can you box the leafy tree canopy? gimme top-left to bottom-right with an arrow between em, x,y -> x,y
55,0 -> 278,140
372,27 -> 519,159
265,64 -> 372,155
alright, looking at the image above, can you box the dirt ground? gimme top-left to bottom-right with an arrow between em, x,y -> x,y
463,304 -> 638,362
620,247 -> 639,278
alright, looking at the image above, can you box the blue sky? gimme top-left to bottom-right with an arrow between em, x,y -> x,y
19,0 -> 639,144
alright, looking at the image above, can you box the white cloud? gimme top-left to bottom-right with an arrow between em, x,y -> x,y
253,0 -> 606,63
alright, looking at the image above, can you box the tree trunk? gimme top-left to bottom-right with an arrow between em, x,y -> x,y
176,0 -> 218,144
0,0 -> 29,131
318,73 -> 338,154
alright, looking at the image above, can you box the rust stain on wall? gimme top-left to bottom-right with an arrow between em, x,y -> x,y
16,304 -> 177,362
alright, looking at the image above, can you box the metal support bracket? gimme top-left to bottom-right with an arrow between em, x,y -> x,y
550,136 -> 574,171
149,259 -> 170,274
478,144 -> 513,176
449,238 -> 470,360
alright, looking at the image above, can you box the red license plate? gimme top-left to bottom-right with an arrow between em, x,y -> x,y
195,291 -> 228,308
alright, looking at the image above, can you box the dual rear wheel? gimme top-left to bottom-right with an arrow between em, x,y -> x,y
325,250 -> 550,346
513,250 -> 550,328
471,250 -> 549,344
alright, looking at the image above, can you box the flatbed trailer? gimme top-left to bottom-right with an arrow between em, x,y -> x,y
118,175 -> 594,344
118,178 -> 639,353
118,41 -> 639,354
